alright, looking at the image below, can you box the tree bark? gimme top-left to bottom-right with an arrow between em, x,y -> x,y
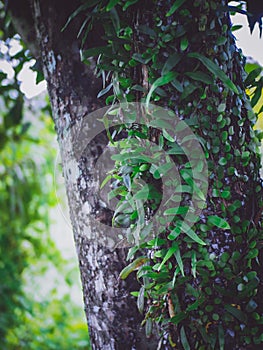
11,0 -> 159,348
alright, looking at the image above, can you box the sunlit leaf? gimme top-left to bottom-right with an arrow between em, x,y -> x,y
207,215 -> 230,229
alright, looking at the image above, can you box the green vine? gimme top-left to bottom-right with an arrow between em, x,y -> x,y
66,1 -> 263,348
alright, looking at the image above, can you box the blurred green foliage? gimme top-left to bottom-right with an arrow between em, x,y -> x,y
0,3 -> 90,349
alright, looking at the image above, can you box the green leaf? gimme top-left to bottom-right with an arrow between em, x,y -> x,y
149,119 -> 172,129
244,67 -> 262,87
106,0 -> 119,11
171,79 -> 184,92
123,0 -> 139,10
188,52 -> 239,95
218,325 -> 225,350
162,129 -> 175,142
133,185 -> 149,200
174,243 -> 185,276
181,84 -> 198,100
231,24 -> 243,32
185,71 -> 213,84
225,304 -> 247,323
186,297 -> 205,311
166,0 -> 187,16
138,25 -> 156,38
251,85 -> 262,107
207,215 -> 230,229
164,206 -> 189,216
119,257 -> 149,279
180,326 -> 190,350
218,157 -> 227,166
170,312 -> 187,325
109,8 -> 120,32
137,286 -> 145,313
100,174 -> 113,189
180,221 -> 207,246
180,37 -> 188,51
146,71 -> 177,107
158,243 -> 178,271
62,2 -> 96,31
145,318 -> 152,338
162,53 -> 182,75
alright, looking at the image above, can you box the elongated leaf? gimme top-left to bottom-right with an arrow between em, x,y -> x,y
244,67 -> 262,87
251,85 -> 262,107
137,286 -> 145,313
163,129 -> 174,142
170,312 -> 187,325
186,296 -> 205,311
180,221 -> 207,246
164,206 -> 188,216
145,318 -> 153,338
218,325 -> 225,350
181,84 -> 198,100
110,7 -> 120,32
168,226 -> 181,240
225,304 -> 247,323
207,215 -> 230,229
138,25 -> 156,38
77,16 -> 90,39
149,119 -> 172,129
158,243 -> 178,271
162,53 -> 182,75
185,71 -> 213,84
174,243 -> 185,276
97,83 -> 113,98
146,71 -> 177,107
188,52 -> 239,94
100,174 -> 113,189
191,251 -> 197,278
166,0 -> 187,17
119,257 -> 149,279
62,2 -> 97,31
171,79 -> 184,92
133,185 -> 149,200
180,326 -> 190,350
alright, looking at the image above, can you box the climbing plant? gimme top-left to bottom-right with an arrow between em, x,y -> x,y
49,0 -> 263,348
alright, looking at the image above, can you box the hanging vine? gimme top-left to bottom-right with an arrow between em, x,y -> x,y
64,1 -> 263,349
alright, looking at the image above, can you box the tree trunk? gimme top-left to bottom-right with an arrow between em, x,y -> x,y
9,0 -> 263,349
20,0 -> 159,348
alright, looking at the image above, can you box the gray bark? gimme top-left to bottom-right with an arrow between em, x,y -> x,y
8,0 -> 160,348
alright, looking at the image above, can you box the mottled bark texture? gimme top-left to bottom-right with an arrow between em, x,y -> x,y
8,0 -> 160,348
